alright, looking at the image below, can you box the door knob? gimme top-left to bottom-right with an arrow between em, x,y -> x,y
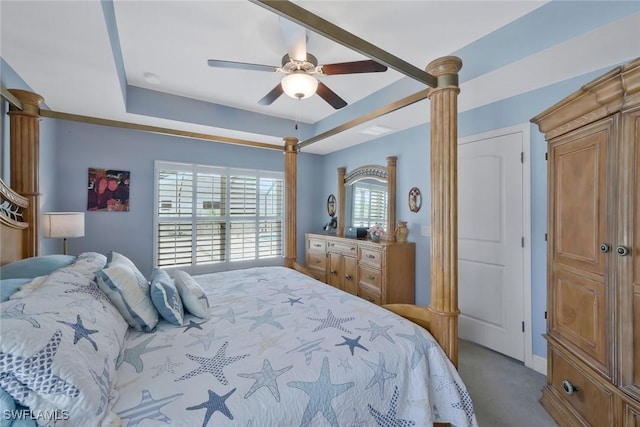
616,246 -> 630,256
599,243 -> 610,253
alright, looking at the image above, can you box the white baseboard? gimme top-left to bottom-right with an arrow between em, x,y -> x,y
529,354 -> 547,376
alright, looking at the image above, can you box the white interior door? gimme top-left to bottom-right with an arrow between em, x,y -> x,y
458,128 -> 525,361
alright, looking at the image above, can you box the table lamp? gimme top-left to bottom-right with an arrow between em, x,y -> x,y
42,212 -> 85,255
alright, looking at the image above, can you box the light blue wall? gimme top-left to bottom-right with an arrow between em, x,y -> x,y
52,119 -> 322,277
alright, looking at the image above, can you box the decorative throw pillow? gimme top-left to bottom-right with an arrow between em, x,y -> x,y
96,264 -> 158,332
0,278 -> 31,303
150,268 -> 184,325
0,254 -> 75,280
173,270 -> 210,320
0,252 -> 127,427
105,251 -> 149,295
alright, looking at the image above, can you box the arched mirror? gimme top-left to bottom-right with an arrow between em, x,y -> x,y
337,156 -> 396,240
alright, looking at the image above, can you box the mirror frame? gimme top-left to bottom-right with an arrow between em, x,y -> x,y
337,156 -> 396,240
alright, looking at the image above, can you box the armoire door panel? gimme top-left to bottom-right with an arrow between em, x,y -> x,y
550,126 -> 608,277
551,267 -> 608,373
616,111 -> 640,399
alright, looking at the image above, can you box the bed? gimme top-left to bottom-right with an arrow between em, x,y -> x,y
0,251 -> 476,426
2,6 -> 466,425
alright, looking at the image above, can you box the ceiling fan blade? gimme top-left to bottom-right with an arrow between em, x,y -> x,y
316,81 -> 347,109
321,60 -> 388,75
258,83 -> 284,105
279,16 -> 307,62
207,59 -> 278,73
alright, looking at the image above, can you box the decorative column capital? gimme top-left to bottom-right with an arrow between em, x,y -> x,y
426,56 -> 463,89
8,89 -> 44,117
283,137 -> 298,153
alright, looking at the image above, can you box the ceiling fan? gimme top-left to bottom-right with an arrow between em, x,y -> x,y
207,18 -> 388,110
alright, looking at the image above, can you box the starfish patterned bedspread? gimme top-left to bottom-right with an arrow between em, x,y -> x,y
112,266 -> 477,427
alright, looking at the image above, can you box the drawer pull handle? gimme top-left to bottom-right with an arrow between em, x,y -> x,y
328,243 -> 334,247
313,258 -> 321,263
345,274 -> 352,280
330,269 -> 336,275
367,274 -> 375,280
365,297 -> 374,302
350,247 -> 356,251
562,380 -> 578,396
616,245 -> 630,256
599,243 -> 610,253
366,254 -> 375,259
314,244 -> 321,248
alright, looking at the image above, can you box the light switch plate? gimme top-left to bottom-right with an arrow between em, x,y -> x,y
421,225 -> 430,237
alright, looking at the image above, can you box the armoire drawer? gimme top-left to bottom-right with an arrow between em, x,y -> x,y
549,346 -> 615,427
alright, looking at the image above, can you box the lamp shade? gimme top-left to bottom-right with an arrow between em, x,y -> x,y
281,73 -> 318,100
42,212 -> 85,238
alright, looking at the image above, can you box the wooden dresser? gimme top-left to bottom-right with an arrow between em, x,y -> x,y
305,233 -> 415,305
532,57 -> 640,426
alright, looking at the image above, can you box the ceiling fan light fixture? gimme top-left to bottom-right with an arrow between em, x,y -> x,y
281,72 -> 318,100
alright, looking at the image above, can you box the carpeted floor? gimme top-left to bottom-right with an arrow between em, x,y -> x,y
458,339 -> 557,427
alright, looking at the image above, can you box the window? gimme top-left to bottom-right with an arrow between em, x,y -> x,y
155,161 -> 283,270
351,180 -> 387,228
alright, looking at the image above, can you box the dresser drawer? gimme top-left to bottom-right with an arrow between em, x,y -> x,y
327,240 -> 357,256
359,266 -> 382,290
306,252 -> 326,270
358,284 -> 381,305
359,247 -> 383,269
307,238 -> 326,252
549,346 -> 615,427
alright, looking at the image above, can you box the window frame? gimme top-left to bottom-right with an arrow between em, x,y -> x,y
153,160 -> 285,275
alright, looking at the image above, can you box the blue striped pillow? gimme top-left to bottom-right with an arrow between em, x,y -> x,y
95,264 -> 158,332
150,268 -> 184,325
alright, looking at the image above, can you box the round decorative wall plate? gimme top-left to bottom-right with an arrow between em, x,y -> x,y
409,187 -> 422,212
327,194 -> 336,217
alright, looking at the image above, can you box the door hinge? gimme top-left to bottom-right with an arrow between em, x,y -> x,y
544,233 -> 547,241
544,311 -> 547,319
522,321 -> 525,333
545,152 -> 548,160
521,237 -> 525,247
521,152 -> 524,163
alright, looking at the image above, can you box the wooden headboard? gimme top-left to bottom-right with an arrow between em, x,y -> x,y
0,177 -> 30,265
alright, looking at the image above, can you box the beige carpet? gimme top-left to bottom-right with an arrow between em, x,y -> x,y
457,339 -> 557,427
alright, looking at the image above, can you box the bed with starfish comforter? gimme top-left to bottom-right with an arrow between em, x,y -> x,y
0,252 -> 477,427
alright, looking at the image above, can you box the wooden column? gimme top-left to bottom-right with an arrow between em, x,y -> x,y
8,89 -> 43,258
426,56 -> 462,367
283,137 -> 298,268
383,156 -> 397,241
337,167 -> 346,237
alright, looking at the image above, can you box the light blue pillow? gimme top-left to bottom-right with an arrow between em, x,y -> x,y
96,264 -> 158,332
0,278 -> 31,303
150,268 -> 184,325
0,255 -> 75,280
173,270 -> 210,320
0,387 -> 16,427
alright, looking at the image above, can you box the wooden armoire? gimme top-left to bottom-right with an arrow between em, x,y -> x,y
532,57 -> 640,426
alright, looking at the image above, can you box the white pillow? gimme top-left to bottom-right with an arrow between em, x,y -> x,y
96,264 -> 158,332
106,251 -> 149,295
173,270 -> 210,320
